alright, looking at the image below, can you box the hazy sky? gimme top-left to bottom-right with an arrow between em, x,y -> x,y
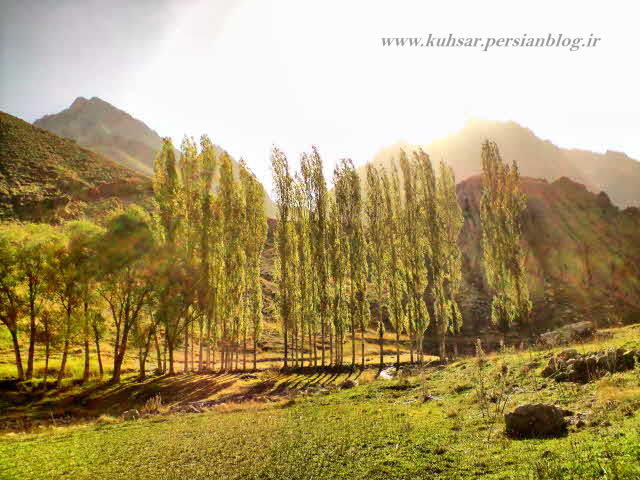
1,0 -> 639,191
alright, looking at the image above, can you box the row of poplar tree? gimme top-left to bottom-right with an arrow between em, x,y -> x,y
0,137 -> 530,384
0,135 -> 267,385
270,140 -> 531,370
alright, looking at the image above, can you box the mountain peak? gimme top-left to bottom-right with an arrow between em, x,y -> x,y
70,96 -> 89,109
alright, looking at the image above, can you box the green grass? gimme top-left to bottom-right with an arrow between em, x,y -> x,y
2,326 -> 640,479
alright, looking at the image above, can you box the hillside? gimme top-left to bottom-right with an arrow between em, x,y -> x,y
34,97 -> 277,217
452,175 -> 640,342
0,111 -> 152,222
369,119 -> 640,208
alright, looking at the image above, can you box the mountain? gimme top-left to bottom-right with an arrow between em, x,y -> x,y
454,174 -> 640,335
34,97 -> 277,217
0,111 -> 152,222
369,119 -> 640,208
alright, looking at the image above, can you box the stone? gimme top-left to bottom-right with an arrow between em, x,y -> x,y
379,367 -> 397,380
557,349 -> 579,361
539,322 -> 595,347
620,350 -> 637,369
340,379 -> 358,389
123,409 -> 140,421
505,404 -> 568,438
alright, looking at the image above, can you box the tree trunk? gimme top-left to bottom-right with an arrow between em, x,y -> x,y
283,320 -> 288,369
191,322 -> 195,371
9,328 -> 25,381
351,318 -> 356,367
168,341 -> 175,375
361,327 -> 365,370
243,330 -> 247,371
321,316 -> 326,367
93,325 -> 104,378
198,320 -> 204,371
112,349 -> 124,383
184,325 -> 189,373
26,296 -> 36,380
379,326 -> 384,370
154,332 -> 162,374
253,337 -> 257,371
439,334 -> 446,364
409,323 -> 414,364
396,327 -> 400,367
82,302 -> 90,383
57,337 -> 70,387
43,320 -> 50,386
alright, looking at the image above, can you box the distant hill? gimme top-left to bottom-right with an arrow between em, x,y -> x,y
369,119 -> 640,208
34,97 -> 277,217
0,111 -> 152,222
454,174 -> 640,334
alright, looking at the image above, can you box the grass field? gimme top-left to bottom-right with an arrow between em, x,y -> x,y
1,325 -> 640,479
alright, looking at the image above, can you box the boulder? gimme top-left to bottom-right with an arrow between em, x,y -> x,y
620,350 -> 638,369
505,404 -> 568,438
557,349 -> 579,361
123,409 -> 140,421
340,379 -> 358,389
379,367 -> 397,380
539,322 -> 595,347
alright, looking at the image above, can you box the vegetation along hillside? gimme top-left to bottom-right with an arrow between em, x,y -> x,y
0,111 -> 152,222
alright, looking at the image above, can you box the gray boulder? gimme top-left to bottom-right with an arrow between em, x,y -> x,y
505,404 -> 568,438
539,322 -> 595,347
123,409 -> 140,421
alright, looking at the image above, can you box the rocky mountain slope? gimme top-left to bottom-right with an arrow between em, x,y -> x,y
34,97 -> 277,216
369,119 -> 640,208
0,111 -> 152,222
455,174 -> 640,335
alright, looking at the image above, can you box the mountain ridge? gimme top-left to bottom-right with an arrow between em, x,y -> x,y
368,119 -> 640,208
34,97 -> 277,217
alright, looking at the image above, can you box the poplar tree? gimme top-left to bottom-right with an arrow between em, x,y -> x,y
480,140 -> 531,344
333,159 -> 368,368
152,138 -> 184,375
400,151 -> 430,364
302,147 -> 329,366
327,196 -> 347,366
271,147 -> 295,368
418,151 -> 464,362
292,173 -> 312,367
196,135 -> 217,371
219,151 -> 246,370
365,164 -> 387,369
240,162 -> 267,371
381,167 -> 407,366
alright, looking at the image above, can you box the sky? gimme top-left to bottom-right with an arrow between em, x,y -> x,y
1,0 -> 639,192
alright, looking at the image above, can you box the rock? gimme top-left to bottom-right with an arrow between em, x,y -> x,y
379,367 -> 397,380
505,404 -> 568,438
340,379 -> 358,389
620,350 -> 637,369
541,361 -> 556,378
123,409 -> 140,421
539,322 -> 595,347
557,349 -> 579,361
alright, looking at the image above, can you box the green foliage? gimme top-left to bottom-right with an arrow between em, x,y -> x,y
481,140 -> 531,337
